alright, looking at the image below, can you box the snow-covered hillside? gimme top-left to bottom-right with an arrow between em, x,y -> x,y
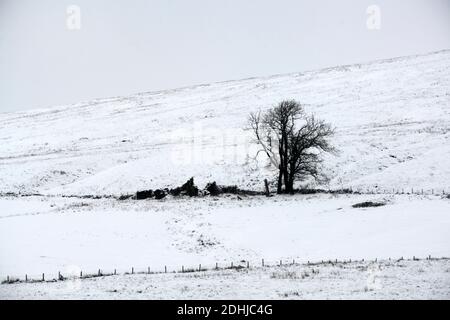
1,50 -> 449,196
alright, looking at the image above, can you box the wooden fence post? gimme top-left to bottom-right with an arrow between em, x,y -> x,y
42,273 -> 45,281
165,266 -> 167,273
264,179 -> 270,197
262,259 -> 264,267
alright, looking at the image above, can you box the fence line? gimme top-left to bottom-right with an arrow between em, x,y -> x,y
0,187 -> 448,200
2,255 -> 449,285
316,187 -> 448,196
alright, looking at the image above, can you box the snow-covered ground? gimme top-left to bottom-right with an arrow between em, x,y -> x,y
1,50 -> 449,299
1,259 -> 449,299
1,193 -> 449,280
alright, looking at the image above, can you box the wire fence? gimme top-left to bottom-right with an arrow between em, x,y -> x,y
339,187 -> 448,196
2,255 -> 448,285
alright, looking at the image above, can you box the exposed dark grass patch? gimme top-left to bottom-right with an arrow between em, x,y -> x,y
352,201 -> 386,208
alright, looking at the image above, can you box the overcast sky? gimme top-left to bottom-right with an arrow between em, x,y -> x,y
0,0 -> 449,112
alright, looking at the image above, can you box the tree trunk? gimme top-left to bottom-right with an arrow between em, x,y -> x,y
285,161 -> 296,194
283,167 -> 290,193
284,176 -> 293,194
277,136 -> 285,194
287,175 -> 295,194
277,166 -> 283,194
282,132 -> 289,193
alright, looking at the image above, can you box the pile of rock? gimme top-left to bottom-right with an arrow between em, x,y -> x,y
135,177 -> 201,200
170,177 -> 199,197
120,178 -> 267,201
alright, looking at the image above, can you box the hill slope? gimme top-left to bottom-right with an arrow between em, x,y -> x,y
1,50 -> 449,196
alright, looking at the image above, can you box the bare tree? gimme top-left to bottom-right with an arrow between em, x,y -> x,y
249,100 -> 335,194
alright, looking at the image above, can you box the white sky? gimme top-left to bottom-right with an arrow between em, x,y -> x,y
0,0 -> 449,112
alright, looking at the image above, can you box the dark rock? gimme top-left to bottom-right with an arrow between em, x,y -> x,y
136,189 -> 153,200
169,187 -> 182,196
154,189 -> 166,200
205,181 -> 222,196
170,177 -> 199,197
181,177 -> 199,197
